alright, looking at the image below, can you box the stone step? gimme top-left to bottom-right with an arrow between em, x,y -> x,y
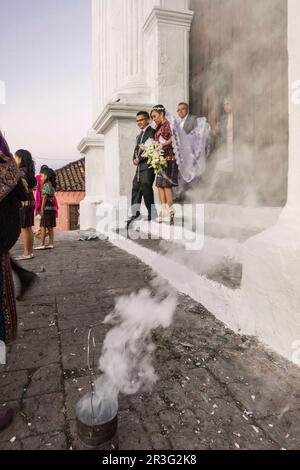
137,204 -> 281,241
203,204 -> 281,241
118,225 -> 242,290
110,226 -> 247,336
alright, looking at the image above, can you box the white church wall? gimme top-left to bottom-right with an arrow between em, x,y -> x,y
157,24 -> 190,113
118,120 -> 138,198
241,0 -> 300,363
161,0 -> 190,11
143,4 -> 194,112
103,123 -> 121,201
78,134 -> 104,230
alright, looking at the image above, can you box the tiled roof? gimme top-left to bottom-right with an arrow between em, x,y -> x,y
56,158 -> 85,192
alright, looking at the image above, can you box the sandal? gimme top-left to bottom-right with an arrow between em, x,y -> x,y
34,246 -> 47,251
15,254 -> 33,261
157,205 -> 166,224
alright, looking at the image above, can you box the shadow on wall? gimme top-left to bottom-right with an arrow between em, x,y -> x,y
189,0 -> 288,208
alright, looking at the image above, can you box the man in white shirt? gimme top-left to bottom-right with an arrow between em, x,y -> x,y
177,102 -> 198,134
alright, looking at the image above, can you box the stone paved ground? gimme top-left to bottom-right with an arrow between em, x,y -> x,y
1,238 -> 300,450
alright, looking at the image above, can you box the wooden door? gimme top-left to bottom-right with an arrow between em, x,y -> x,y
69,204 -> 80,231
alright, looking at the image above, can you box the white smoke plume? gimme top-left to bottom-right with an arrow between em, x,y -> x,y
77,285 -> 177,425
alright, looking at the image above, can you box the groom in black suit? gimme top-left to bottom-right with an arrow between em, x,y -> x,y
127,111 -> 157,228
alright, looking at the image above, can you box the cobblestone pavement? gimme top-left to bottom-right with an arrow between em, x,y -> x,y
1,238 -> 300,450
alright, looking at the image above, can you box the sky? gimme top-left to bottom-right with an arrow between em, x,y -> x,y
0,0 -> 92,169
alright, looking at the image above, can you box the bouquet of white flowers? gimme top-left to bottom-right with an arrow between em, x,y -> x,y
139,140 -> 167,175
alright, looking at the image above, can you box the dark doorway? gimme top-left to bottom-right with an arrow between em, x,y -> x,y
69,204 -> 80,231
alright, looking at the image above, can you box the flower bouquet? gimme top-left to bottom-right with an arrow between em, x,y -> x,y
139,140 -> 167,175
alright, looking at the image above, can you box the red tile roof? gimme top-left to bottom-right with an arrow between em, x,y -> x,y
56,158 -> 85,192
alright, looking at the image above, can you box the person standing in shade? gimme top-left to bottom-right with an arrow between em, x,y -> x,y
177,102 -> 198,135
35,165 -> 59,237
214,97 -> 234,173
127,111 -> 157,228
35,168 -> 57,250
0,131 -> 37,431
14,150 -> 36,261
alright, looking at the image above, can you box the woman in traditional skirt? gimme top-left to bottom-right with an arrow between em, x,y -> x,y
0,131 -> 20,430
14,149 -> 36,261
0,132 -> 37,431
34,165 -> 59,241
35,167 -> 57,250
150,105 -> 179,225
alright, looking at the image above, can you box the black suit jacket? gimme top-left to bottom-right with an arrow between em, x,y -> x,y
133,126 -> 156,172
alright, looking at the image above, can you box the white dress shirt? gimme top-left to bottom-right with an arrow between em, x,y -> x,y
180,114 -> 189,130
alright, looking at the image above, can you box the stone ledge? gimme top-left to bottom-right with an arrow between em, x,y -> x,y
93,103 -> 153,134
144,7 -> 194,33
77,134 -> 104,154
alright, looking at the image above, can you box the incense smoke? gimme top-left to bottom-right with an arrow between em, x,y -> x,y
76,285 -> 177,425
188,0 -> 288,209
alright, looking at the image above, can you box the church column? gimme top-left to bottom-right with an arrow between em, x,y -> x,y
113,0 -> 151,102
78,132 -> 104,230
143,1 -> 194,114
78,0 -> 108,230
92,0 -> 153,213
241,0 -> 300,362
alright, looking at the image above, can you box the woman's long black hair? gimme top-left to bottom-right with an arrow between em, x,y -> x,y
15,149 -> 36,190
40,167 -> 57,191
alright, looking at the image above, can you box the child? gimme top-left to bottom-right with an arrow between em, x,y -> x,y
35,165 -> 59,240
35,165 -> 48,217
34,168 -> 57,250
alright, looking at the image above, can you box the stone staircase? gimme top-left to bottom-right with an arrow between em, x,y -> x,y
123,203 -> 282,291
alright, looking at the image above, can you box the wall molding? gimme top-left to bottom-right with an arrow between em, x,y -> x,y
93,103 -> 154,135
78,134 -> 104,154
144,7 -> 194,33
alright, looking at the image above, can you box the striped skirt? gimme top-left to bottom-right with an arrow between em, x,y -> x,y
0,253 -> 17,344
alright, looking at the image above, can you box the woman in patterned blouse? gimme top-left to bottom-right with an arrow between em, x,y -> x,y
150,105 -> 179,225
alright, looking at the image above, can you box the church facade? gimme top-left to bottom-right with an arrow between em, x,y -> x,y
79,0 -> 300,363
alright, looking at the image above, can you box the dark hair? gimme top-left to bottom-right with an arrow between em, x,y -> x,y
41,167 -> 57,190
0,130 -> 12,158
48,169 -> 57,190
40,165 -> 49,172
150,104 -> 166,118
15,149 -> 36,190
137,111 -> 150,120
178,102 -> 189,109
